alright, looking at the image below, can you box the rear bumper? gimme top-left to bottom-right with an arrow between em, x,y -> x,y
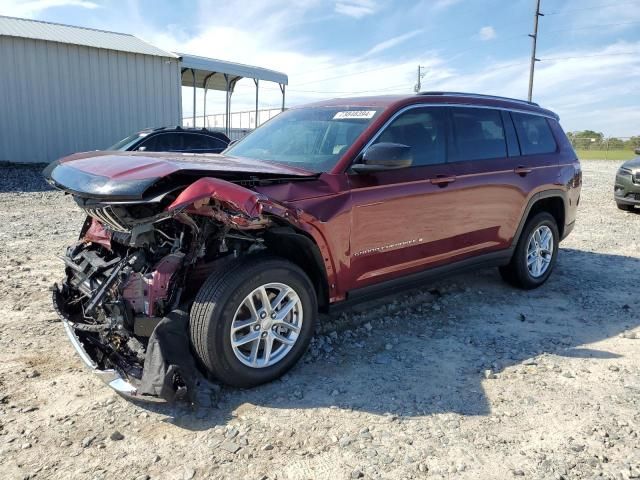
61,318 -> 165,403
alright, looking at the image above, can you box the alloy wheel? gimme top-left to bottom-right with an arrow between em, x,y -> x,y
229,282 -> 303,368
526,225 -> 554,278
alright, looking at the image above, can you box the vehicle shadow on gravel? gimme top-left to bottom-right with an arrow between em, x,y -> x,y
135,247 -> 638,430
0,167 -> 53,193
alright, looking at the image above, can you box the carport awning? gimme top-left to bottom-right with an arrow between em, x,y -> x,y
175,52 -> 288,134
176,52 -> 288,91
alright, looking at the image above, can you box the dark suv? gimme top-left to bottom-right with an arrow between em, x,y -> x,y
44,92 -> 581,401
109,127 -> 230,154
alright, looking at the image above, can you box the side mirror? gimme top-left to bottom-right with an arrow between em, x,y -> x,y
137,146 -> 147,152
351,143 -> 413,174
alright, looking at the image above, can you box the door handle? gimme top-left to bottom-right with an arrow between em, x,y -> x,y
514,166 -> 533,176
430,175 -> 456,187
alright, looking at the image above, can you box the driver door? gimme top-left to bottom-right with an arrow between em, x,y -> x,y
347,106 -> 463,290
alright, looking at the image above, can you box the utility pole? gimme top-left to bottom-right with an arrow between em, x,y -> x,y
414,65 -> 426,93
527,0 -> 543,101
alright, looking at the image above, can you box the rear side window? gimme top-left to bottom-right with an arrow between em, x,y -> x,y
142,133 -> 184,152
451,108 -> 507,161
511,112 -> 557,155
183,134 -> 227,151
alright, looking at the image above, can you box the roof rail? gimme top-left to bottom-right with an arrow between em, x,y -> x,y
417,91 -> 539,107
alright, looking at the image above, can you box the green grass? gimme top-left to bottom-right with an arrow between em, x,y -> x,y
575,149 -> 636,161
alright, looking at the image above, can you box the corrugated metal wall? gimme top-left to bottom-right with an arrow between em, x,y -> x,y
0,36 -> 181,163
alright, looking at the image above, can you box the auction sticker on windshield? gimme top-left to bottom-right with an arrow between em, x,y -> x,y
333,110 -> 377,120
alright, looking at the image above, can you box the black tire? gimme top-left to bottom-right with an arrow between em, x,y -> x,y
617,202 -> 635,211
499,212 -> 559,289
189,255 -> 317,388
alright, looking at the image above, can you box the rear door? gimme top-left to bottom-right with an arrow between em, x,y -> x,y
445,106 -> 540,253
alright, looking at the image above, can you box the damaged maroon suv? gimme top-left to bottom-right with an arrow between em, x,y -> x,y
45,92 -> 581,401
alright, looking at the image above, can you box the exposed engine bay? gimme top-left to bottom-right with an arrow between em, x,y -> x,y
52,179 -> 290,401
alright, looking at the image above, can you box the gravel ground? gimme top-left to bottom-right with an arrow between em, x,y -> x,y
0,160 -> 639,480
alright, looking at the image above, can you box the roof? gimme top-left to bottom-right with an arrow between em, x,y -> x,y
0,15 -> 177,58
177,52 -> 288,91
299,93 -> 558,119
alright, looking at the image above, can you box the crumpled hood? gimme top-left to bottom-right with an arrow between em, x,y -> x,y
43,151 -> 315,200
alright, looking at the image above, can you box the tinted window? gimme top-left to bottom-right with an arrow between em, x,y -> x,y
183,134 -> 227,151
141,133 -> 183,152
451,108 -> 507,161
109,133 -> 146,150
373,108 -> 447,166
511,112 -> 557,155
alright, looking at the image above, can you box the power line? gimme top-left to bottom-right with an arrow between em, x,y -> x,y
541,51 -> 640,61
544,0 -> 640,16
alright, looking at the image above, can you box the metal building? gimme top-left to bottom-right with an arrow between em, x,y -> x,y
0,16 -> 182,164
0,16 -> 288,164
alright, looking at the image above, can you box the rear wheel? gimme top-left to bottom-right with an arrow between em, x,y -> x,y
190,256 -> 317,388
617,202 -> 635,211
499,212 -> 559,289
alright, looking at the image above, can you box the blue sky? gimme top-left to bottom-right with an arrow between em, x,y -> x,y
2,0 -> 640,135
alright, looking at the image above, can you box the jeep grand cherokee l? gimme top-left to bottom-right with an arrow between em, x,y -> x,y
44,92 -> 581,401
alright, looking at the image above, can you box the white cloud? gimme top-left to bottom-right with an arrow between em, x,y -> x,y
0,0 -> 99,18
7,0 -> 636,136
362,29 -> 423,57
478,26 -> 496,41
334,0 -> 378,18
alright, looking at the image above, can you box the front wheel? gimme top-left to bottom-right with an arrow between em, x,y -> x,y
499,212 -> 559,289
190,256 -> 317,388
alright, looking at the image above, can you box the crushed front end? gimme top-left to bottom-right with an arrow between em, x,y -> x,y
49,180 -> 283,402
53,206 -> 201,401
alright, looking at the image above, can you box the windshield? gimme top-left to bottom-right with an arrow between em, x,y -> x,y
225,107 -> 381,172
109,132 -> 148,150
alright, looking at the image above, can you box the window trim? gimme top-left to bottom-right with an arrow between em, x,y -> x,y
354,103 -> 557,168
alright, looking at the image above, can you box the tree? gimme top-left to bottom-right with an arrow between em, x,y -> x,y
606,137 -> 624,150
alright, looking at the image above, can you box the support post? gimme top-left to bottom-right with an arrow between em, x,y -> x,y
191,68 -> 196,127
254,78 -> 259,129
279,83 -> 286,112
224,74 -> 230,136
527,0 -> 543,102
202,73 -> 215,129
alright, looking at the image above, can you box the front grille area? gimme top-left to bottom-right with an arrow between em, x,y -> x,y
84,207 -> 130,233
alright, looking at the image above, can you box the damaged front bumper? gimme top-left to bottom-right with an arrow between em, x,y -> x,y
59,309 -> 166,402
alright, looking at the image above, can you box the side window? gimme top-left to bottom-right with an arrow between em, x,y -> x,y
511,112 -> 557,155
451,107 -> 507,161
183,134 -> 212,151
142,133 -> 183,152
373,108 -> 447,166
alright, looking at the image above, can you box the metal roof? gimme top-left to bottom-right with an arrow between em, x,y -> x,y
177,52 -> 288,91
0,15 -> 177,58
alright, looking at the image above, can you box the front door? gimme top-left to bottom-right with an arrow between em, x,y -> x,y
347,106 -> 463,290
